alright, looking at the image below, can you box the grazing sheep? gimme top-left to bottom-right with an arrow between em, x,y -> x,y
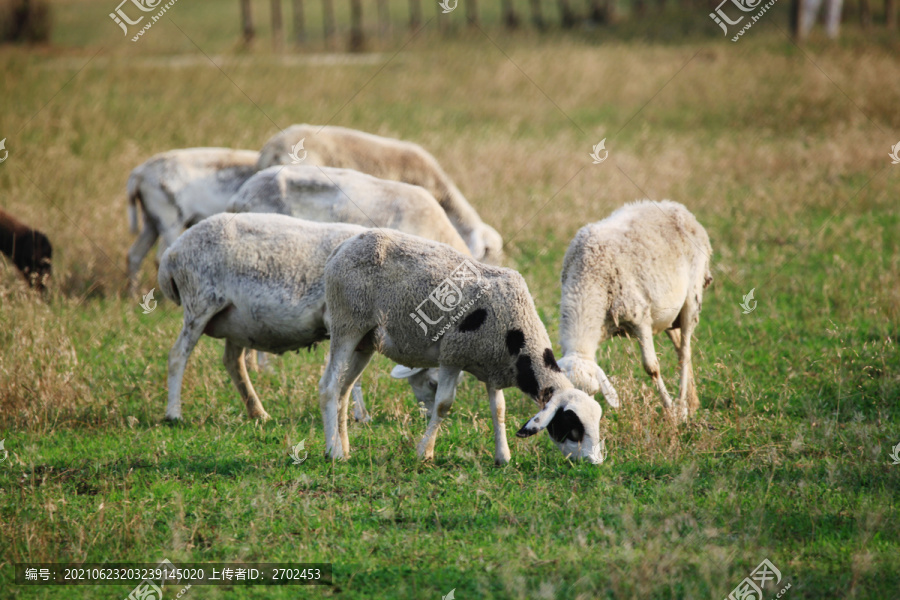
321,229 -> 606,465
127,148 -> 259,295
0,209 -> 52,292
557,200 -> 713,422
158,213 -> 382,422
227,165 -> 471,256
256,124 -> 504,264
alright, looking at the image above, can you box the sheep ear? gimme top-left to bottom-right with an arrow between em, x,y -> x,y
595,365 -> 620,408
390,365 -> 426,379
515,402 -> 558,438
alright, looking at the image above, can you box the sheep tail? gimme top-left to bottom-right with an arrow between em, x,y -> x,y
127,173 -> 142,234
157,251 -> 181,306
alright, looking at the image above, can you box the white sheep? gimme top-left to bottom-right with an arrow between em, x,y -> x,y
226,165 -> 471,257
557,200 -> 713,421
320,229 -> 606,465
127,147 -> 258,295
256,124 -> 504,264
157,213 -> 436,423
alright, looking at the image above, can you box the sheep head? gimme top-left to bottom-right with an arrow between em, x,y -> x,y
15,230 -> 52,293
515,388 -> 606,464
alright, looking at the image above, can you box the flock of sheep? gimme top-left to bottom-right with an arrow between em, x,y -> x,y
2,124 -> 713,465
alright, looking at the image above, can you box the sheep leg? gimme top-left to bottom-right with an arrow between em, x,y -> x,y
675,309 -> 699,421
245,351 -> 271,373
667,327 -> 697,419
636,325 -> 675,416
165,316 -> 209,421
416,365 -> 463,461
127,223 -> 158,296
666,328 -> 681,351
487,385 -> 511,466
222,339 -> 271,421
351,381 -> 371,423
154,239 -> 168,269
319,336 -> 374,460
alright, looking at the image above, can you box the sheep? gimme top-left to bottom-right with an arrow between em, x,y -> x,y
557,200 -> 713,422
158,213 -> 444,423
226,165 -> 471,257
0,209 -> 52,292
127,147 -> 259,295
320,229 -> 606,465
256,124 -> 504,264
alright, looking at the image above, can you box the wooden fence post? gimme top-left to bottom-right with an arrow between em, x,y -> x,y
409,0 -> 422,29
502,0 -> 521,27
465,0 -> 479,25
558,0 -> 576,27
240,0 -> 255,43
349,0 -> 364,50
529,0 -> 546,28
271,0 -> 284,49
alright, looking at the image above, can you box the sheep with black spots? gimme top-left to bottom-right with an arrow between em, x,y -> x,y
320,229 -> 606,465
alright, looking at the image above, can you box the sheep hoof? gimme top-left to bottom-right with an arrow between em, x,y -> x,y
416,442 -> 434,462
494,456 -> 510,466
163,413 -> 182,422
353,413 -> 372,424
250,410 -> 271,422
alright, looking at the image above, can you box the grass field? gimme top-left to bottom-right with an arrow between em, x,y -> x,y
1,1 -> 899,598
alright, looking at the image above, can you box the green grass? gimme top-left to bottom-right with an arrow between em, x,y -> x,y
1,1 -> 900,598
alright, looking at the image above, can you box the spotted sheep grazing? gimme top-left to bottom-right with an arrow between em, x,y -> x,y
157,213 -> 448,423
558,200 -> 713,422
126,147 -> 259,295
226,165 -> 471,257
0,208 -> 52,293
320,229 -> 606,465
256,124 -> 504,264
